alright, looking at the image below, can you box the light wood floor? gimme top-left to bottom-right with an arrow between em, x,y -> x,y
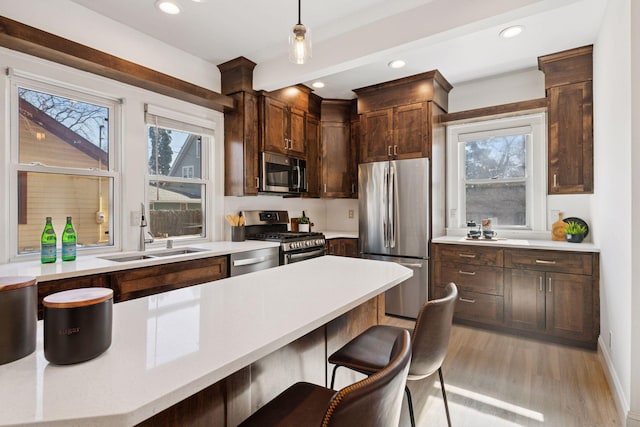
382,318 -> 621,427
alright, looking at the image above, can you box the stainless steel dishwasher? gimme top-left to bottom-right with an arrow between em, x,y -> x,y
230,247 -> 279,276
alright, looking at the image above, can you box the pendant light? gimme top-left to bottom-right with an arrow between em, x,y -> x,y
289,0 -> 311,64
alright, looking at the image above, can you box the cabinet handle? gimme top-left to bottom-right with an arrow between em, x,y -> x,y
458,253 -> 477,259
394,145 -> 398,156
388,145 -> 392,157
459,297 -> 476,304
352,184 -> 355,193
324,184 -> 327,193
553,174 -> 558,188
289,139 -> 293,149
284,138 -> 288,149
535,259 -> 557,265
539,276 -> 543,292
548,277 -> 552,293
458,270 -> 476,276
255,177 -> 259,188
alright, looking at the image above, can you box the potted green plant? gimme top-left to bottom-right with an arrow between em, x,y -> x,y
565,220 -> 587,243
298,211 -> 310,232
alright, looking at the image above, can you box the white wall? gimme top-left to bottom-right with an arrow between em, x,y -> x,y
629,0 -> 640,424
448,68 -> 546,112
592,0 -> 634,423
0,0 -> 221,92
447,69 -> 594,239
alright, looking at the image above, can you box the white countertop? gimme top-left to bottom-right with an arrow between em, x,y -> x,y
0,241 -> 280,282
432,235 -> 600,252
321,231 -> 359,239
0,255 -> 412,427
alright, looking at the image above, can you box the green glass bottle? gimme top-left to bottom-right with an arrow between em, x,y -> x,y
40,217 -> 56,264
61,216 -> 77,261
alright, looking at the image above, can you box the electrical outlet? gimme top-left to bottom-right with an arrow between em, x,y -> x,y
348,209 -> 354,219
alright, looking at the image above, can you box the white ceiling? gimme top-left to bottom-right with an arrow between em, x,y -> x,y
69,0 -> 606,99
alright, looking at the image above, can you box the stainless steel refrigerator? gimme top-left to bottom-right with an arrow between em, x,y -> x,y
359,157 -> 429,319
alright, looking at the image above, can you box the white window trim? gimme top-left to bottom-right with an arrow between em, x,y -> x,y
446,112 -> 547,238
9,74 -> 122,260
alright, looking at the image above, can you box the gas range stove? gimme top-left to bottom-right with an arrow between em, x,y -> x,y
242,210 -> 326,264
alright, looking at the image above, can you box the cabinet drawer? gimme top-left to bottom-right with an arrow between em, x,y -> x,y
436,263 -> 503,295
434,244 -> 503,267
504,249 -> 592,275
112,256 -> 228,302
434,286 -> 503,325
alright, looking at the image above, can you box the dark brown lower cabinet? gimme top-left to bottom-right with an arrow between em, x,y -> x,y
111,256 -> 228,302
432,242 -> 599,349
36,256 -> 229,317
326,238 -> 359,257
505,269 -> 593,342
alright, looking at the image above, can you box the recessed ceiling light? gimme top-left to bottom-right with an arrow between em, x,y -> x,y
312,81 -> 325,89
156,1 -> 181,15
499,25 -> 524,39
388,60 -> 406,69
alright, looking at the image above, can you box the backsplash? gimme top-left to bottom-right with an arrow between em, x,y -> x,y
223,196 -> 358,239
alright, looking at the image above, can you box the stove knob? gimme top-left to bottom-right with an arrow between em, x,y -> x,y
293,242 -> 299,249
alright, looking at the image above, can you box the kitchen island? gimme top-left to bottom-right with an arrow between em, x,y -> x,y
0,255 -> 411,426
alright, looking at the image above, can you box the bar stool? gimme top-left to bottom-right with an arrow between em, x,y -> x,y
328,282 -> 458,427
238,329 -> 411,427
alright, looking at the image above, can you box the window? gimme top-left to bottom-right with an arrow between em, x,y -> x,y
12,78 -> 118,254
145,105 -> 213,240
447,113 -> 546,233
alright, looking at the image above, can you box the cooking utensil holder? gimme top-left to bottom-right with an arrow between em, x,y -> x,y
232,226 -> 245,242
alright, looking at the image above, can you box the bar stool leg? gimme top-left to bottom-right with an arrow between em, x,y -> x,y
330,365 -> 339,389
439,368 -> 452,427
405,386 -> 416,427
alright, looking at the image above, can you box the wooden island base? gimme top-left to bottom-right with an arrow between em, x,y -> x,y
137,296 -> 382,427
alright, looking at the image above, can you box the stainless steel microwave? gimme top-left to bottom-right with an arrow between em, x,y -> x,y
259,152 -> 307,194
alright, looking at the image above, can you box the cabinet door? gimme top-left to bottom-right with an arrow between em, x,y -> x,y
327,239 -> 342,256
505,268 -> 545,331
547,81 -> 593,194
360,109 -> 393,163
342,239 -> 359,257
394,102 -> 428,159
322,122 -> 351,197
224,92 -> 259,196
262,97 -> 288,155
288,107 -> 306,157
546,272 -> 593,341
305,115 -> 321,197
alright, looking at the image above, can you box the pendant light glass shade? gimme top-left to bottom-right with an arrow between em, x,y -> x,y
289,0 -> 311,64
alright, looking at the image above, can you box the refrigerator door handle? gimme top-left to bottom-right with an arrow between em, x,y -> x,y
389,165 -> 396,248
383,166 -> 389,248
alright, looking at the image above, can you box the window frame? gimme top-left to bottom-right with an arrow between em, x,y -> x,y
144,104 -> 214,243
9,74 -> 121,258
446,112 -> 547,236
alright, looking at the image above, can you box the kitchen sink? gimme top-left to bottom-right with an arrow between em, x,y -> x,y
100,247 -> 206,262
150,248 -> 207,257
101,254 -> 156,262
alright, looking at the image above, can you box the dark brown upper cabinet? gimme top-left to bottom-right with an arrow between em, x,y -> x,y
320,99 -> 356,198
260,86 -> 312,159
218,57 -> 260,196
538,45 -> 594,194
354,71 -> 451,164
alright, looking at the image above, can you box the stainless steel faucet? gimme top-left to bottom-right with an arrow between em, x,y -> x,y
139,203 -> 154,251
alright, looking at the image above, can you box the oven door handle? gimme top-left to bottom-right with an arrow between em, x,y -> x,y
288,248 -> 325,260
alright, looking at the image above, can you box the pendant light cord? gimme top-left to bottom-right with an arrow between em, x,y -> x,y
298,0 -> 302,25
